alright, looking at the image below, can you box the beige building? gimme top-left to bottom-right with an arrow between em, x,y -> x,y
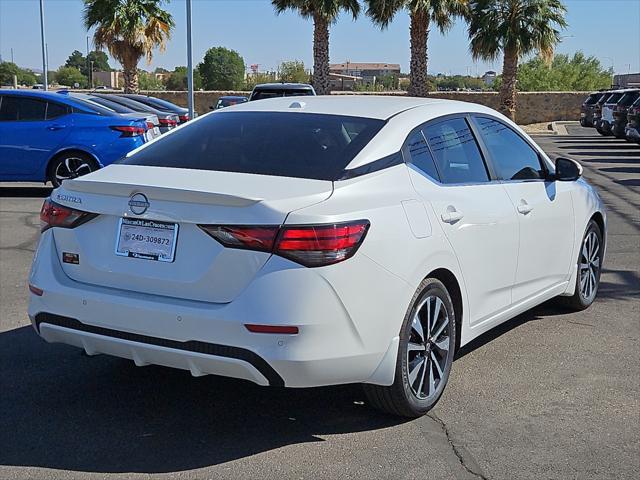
329,62 -> 401,84
92,71 -> 122,89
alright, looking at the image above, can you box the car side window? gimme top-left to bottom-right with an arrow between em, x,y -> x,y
475,117 -> 545,181
0,96 -> 19,121
404,129 -> 440,181
19,98 -> 48,121
423,118 -> 489,184
46,102 -> 69,119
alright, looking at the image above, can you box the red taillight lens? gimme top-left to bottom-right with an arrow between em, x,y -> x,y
276,222 -> 370,267
198,221 -> 370,267
159,118 -> 178,127
178,114 -> 189,122
40,198 -> 97,232
146,121 -> 155,130
110,125 -> 146,137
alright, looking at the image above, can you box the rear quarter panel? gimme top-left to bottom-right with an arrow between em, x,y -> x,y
286,165 -> 468,354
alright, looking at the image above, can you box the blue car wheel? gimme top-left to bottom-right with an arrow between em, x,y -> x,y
48,151 -> 98,188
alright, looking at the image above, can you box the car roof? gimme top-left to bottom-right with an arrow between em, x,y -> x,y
0,89 -> 106,111
253,83 -> 313,90
219,95 -> 248,100
225,94 -> 460,120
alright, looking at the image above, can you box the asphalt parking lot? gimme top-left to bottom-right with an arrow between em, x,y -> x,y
1,126 -> 638,480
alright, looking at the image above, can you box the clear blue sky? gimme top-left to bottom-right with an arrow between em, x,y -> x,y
1,0 -> 638,76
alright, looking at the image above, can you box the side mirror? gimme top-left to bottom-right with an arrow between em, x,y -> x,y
554,157 -> 582,181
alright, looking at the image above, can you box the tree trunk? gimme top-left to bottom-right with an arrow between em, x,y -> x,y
122,61 -> 139,93
312,14 -> 330,95
499,47 -> 519,121
408,11 -> 430,97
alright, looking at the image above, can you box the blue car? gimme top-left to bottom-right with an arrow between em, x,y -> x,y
0,90 -> 149,187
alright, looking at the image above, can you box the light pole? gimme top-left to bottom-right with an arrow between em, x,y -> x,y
186,0 -> 194,119
39,0 -> 48,90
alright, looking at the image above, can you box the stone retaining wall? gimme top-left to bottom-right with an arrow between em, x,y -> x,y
136,90 -> 587,125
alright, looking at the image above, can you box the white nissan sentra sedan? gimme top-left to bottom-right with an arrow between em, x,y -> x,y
28,96 -> 606,417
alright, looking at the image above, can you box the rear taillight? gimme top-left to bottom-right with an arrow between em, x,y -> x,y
198,220 -> 370,267
199,225 -> 279,252
110,125 -> 146,137
159,118 -> 178,127
178,114 -> 189,122
146,121 -> 155,130
40,198 -> 97,232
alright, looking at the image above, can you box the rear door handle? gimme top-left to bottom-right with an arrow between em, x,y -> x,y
441,206 -> 464,224
47,124 -> 67,131
517,200 -> 533,215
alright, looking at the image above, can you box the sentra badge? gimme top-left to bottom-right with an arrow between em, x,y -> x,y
56,194 -> 82,204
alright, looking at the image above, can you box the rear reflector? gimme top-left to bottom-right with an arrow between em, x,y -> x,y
198,220 -> 370,267
29,284 -> 43,296
40,198 -> 97,232
245,324 -> 299,334
110,125 -> 146,137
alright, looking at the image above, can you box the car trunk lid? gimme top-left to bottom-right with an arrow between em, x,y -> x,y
50,164 -> 333,303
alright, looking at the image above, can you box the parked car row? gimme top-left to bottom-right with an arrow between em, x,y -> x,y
0,90 -> 191,186
581,88 -> 640,143
0,83 -> 319,186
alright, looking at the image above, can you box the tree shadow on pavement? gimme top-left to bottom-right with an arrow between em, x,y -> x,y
0,326 -> 406,475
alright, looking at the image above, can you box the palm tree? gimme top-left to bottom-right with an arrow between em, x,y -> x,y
366,1 -> 468,97
84,0 -> 174,93
468,0 -> 567,120
272,1 -> 360,95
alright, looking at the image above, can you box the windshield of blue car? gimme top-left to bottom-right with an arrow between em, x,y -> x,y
121,111 -> 385,181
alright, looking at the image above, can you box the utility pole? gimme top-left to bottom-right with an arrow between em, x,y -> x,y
39,0 -> 48,90
186,0 -> 195,119
86,36 -> 90,79
10,47 -> 14,63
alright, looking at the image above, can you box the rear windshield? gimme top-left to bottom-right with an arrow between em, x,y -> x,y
251,89 -> 314,101
87,96 -> 134,113
618,92 -> 639,106
605,93 -> 623,104
584,94 -> 600,105
134,96 -> 181,111
121,111 -> 385,180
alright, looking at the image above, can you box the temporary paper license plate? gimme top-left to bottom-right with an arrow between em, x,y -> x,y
115,218 -> 178,262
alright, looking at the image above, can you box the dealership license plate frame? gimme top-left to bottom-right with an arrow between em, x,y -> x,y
115,217 -> 179,262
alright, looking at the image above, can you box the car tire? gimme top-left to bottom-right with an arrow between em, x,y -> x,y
557,220 -> 603,311
47,152 -> 98,188
363,278 -> 457,417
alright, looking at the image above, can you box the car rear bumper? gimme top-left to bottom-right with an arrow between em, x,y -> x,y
28,230 -> 406,388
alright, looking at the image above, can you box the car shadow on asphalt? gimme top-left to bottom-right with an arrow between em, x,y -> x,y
455,267 -> 640,361
0,325 -> 407,475
0,186 -> 53,198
